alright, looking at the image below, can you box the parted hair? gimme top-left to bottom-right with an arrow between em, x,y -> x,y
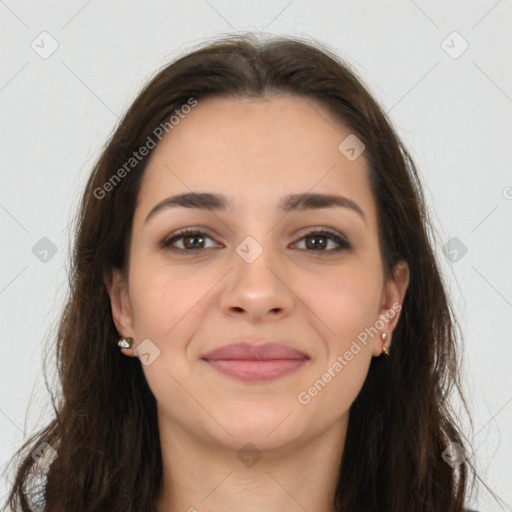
2,33 -> 481,512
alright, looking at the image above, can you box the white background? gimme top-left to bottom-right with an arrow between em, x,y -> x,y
1,1 -> 511,510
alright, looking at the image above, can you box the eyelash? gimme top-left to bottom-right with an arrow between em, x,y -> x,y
160,228 -> 351,255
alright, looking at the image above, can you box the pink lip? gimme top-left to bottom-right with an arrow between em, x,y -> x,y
201,341 -> 310,383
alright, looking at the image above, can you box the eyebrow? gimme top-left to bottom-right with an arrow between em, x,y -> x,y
144,192 -> 366,225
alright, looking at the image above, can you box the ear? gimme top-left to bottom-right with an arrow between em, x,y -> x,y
372,260 -> 410,356
104,269 -> 136,357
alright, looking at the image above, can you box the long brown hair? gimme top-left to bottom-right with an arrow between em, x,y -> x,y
2,33 -> 481,511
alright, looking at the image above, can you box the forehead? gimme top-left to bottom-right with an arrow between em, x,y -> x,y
134,94 -> 376,224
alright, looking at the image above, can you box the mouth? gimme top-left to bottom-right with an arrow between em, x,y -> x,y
200,341 -> 310,383
202,358 -> 309,382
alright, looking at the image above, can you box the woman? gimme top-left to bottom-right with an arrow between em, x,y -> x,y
3,33 -> 482,511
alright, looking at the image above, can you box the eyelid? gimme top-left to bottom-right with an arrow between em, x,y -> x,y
160,227 -> 220,250
290,227 -> 351,252
160,226 -> 352,253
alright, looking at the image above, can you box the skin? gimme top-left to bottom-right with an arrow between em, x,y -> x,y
105,94 -> 409,512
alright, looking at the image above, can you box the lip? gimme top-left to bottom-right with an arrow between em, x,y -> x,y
201,341 -> 309,360
201,341 -> 310,383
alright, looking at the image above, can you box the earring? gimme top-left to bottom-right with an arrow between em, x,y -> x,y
381,332 -> 390,356
118,337 -> 133,349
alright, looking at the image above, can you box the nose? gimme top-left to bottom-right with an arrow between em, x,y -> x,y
220,240 -> 295,323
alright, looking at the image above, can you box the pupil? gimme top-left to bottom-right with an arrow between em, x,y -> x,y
185,235 -> 203,249
307,236 -> 326,250
181,234 -> 329,250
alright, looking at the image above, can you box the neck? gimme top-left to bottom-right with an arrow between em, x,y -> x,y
153,412 -> 347,512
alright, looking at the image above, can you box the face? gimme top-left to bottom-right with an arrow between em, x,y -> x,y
106,94 -> 409,452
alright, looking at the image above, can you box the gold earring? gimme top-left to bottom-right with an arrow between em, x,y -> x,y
118,337 -> 133,349
381,332 -> 390,356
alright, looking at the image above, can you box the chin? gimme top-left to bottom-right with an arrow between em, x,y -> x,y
216,403 -> 306,446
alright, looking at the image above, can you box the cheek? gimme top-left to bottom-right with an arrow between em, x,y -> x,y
318,265 -> 383,404
300,269 -> 379,411
129,250 -> 383,342
128,260 -> 206,340
304,260 -> 383,343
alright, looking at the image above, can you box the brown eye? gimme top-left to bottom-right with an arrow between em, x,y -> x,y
161,229 -> 220,252
160,228 -> 351,255
292,230 -> 351,254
